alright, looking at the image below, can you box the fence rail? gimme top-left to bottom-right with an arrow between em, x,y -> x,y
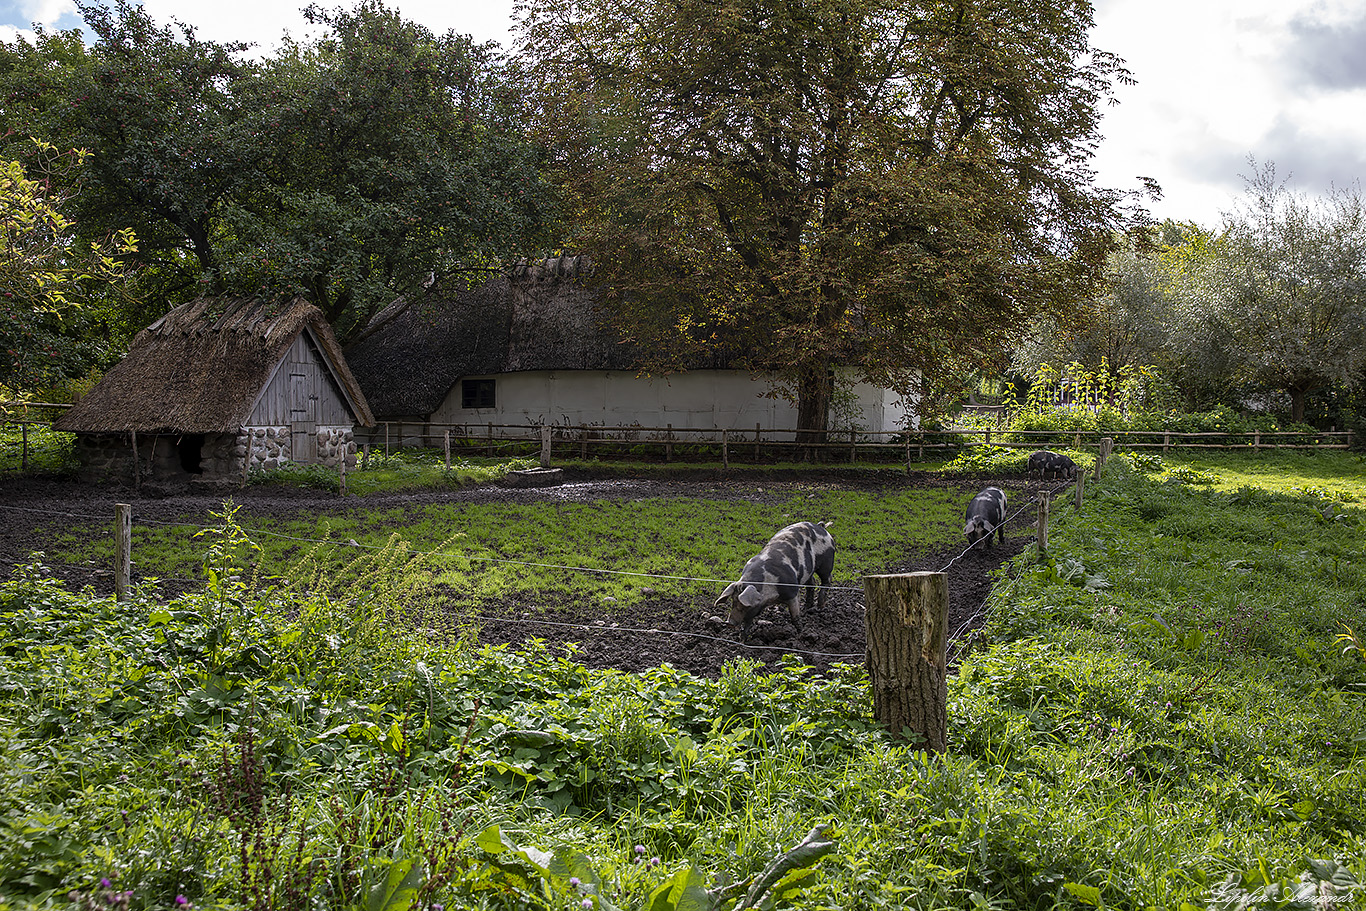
3,403 -> 1355,474
354,420 -> 1354,465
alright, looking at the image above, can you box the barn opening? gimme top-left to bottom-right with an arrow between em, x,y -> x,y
177,434 -> 205,474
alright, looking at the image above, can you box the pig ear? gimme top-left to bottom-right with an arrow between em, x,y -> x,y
715,583 -> 736,608
737,585 -> 764,608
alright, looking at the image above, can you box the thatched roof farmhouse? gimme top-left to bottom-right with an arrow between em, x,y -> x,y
347,255 -> 913,436
56,296 -> 374,487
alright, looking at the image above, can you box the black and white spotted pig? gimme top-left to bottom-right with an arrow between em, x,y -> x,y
964,486 -> 1007,549
1027,449 -> 1078,480
715,521 -> 835,641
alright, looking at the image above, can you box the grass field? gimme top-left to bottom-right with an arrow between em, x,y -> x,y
0,450 -> 1363,910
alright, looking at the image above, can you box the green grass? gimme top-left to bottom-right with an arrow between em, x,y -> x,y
1,455 -> 1364,910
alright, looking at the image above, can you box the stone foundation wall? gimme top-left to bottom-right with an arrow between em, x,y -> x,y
73,425 -> 357,485
314,426 -> 357,468
241,426 -> 291,471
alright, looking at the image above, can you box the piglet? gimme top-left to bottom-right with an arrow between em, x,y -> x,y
964,486 -> 1007,549
715,521 -> 835,641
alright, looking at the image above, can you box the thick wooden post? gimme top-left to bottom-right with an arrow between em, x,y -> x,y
444,430 -> 451,470
864,572 -> 949,751
1074,470 -> 1085,510
721,429 -> 729,469
1037,491 -> 1051,556
338,451 -> 347,496
540,425 -> 552,469
115,503 -> 132,602
1162,431 -> 1170,453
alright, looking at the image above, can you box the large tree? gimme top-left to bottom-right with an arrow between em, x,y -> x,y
1216,164 -> 1366,423
1,1 -> 557,340
225,1 -> 558,337
521,0 -> 1141,435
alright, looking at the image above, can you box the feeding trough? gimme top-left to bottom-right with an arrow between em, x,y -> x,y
503,467 -> 564,488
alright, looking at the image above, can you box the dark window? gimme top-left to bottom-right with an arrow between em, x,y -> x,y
462,378 -> 496,409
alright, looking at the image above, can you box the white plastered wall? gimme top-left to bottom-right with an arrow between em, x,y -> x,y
430,370 -> 917,436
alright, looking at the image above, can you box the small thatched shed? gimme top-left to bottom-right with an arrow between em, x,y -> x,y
55,297 -> 374,486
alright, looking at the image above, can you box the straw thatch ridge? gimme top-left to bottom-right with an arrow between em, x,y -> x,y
55,296 -> 374,433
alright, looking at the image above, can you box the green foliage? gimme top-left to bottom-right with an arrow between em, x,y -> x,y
2,457 -> 1365,909
0,143 -> 136,388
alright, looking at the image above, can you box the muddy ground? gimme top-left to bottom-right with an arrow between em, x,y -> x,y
0,467 -> 1036,678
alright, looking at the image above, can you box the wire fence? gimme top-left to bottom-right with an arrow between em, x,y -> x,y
0,476 -> 1079,664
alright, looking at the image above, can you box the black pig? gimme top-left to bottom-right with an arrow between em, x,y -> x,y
1027,449 -> 1077,479
715,521 -> 835,640
964,486 -> 1007,549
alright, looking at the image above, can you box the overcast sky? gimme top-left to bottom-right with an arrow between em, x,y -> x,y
4,0 -> 1364,229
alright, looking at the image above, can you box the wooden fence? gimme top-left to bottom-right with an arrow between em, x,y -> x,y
354,420 -> 1355,465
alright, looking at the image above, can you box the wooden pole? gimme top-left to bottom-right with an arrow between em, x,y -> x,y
580,425 -> 588,460
486,422 -> 493,457
130,429 -> 140,491
863,572 -> 949,751
115,503 -> 131,603
721,429 -> 729,469
21,422 -> 27,470
665,423 -> 673,462
338,449 -> 347,496
540,425 -> 552,469
362,443 -> 370,470
1037,491 -> 1051,557
444,430 -> 451,470
754,423 -> 761,461
1074,470 -> 1085,510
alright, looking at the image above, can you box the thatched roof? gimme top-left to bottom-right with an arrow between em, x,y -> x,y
55,296 -> 374,433
347,255 -> 647,418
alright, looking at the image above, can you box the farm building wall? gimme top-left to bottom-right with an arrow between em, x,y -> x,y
426,369 -> 916,437
247,332 -> 357,465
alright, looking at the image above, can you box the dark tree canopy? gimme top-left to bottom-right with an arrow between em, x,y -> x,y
0,0 -> 558,345
521,0 -> 1143,432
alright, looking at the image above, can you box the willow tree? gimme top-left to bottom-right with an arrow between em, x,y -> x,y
520,0 -> 1142,436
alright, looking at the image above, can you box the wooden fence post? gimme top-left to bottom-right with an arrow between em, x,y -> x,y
755,423 -> 761,461
444,430 -> 451,470
1037,491 -> 1051,557
115,503 -> 131,603
130,429 -> 141,491
1074,470 -> 1085,510
1094,437 -> 1113,481
665,423 -> 673,462
338,451 -> 347,496
486,422 -> 494,457
721,429 -> 729,469
863,572 -> 949,751
1163,431 -> 1170,453
905,437 -> 912,474
580,425 -> 588,460
540,425 -> 552,469
362,443 -> 370,470
21,423 -> 27,470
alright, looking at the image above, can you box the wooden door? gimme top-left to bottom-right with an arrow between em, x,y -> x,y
289,368 -> 319,463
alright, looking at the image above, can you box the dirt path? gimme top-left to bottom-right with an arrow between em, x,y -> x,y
0,467 -> 1032,677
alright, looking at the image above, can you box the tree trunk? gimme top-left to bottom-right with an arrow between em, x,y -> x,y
795,366 -> 834,447
1290,387 -> 1306,425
